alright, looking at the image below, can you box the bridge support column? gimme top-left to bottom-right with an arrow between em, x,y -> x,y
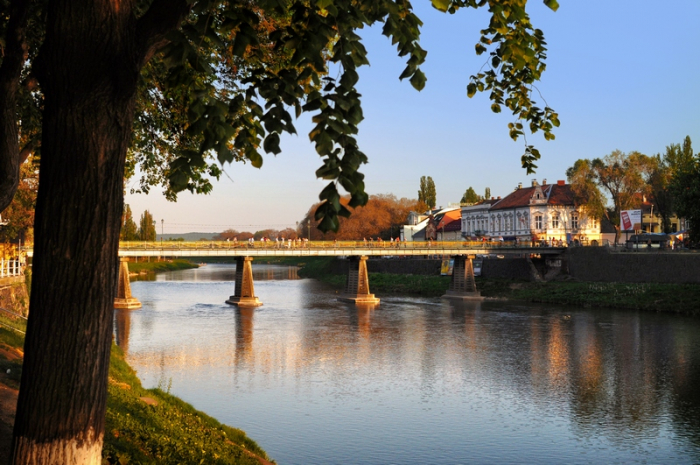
114,258 -> 142,309
338,256 -> 380,305
226,257 -> 262,307
442,255 -> 482,301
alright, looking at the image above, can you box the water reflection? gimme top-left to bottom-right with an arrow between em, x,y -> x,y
117,265 -> 700,464
234,307 -> 255,365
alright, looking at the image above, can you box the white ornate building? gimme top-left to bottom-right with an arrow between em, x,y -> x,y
461,180 -> 601,244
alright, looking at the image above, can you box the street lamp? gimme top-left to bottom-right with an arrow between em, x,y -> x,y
161,219 -> 164,243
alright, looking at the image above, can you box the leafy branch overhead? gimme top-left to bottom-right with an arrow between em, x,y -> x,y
124,0 -> 560,232
2,0 -> 554,234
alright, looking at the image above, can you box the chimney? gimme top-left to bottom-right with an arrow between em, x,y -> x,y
542,178 -> 547,185
518,182 -> 522,189
497,196 -> 501,200
557,180 -> 565,186
531,179 -> 538,187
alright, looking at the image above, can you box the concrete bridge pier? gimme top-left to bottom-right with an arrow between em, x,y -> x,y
338,256 -> 380,305
114,258 -> 142,309
226,256 -> 262,307
442,255 -> 482,301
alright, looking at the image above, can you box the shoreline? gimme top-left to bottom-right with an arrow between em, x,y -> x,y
0,260 -> 273,464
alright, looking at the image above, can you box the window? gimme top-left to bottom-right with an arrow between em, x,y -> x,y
535,214 -> 543,230
571,212 -> 579,229
552,214 -> 559,229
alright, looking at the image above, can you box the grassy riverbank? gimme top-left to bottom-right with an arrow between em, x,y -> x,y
128,258 -> 199,274
0,311 -> 272,464
293,257 -> 700,314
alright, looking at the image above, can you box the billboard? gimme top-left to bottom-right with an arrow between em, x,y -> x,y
620,209 -> 642,231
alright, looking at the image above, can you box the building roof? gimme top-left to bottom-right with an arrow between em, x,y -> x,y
489,182 -> 575,210
436,209 -> 461,232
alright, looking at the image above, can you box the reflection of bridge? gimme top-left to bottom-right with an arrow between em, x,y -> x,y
27,241 -> 567,308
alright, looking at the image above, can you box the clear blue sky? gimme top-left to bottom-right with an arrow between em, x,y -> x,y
126,0 -> 700,235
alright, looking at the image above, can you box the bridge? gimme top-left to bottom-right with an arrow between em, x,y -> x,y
25,240 -> 567,309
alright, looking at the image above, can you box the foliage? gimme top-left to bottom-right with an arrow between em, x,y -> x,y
213,229 -> 253,241
138,209 -> 157,241
0,156 -> 38,243
460,186 -> 479,204
566,158 -> 606,220
567,151 -> 652,241
670,137 -> 699,242
418,176 -> 437,209
484,187 -> 491,200
119,205 -> 139,241
299,194 -> 423,240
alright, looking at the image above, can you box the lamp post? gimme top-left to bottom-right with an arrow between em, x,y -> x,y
161,219 -> 164,243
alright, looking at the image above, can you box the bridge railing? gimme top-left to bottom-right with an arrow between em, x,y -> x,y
117,239 -> 568,251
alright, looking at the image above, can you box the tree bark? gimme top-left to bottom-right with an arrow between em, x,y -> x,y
10,0 -> 192,461
10,1 -> 139,462
0,0 -> 31,212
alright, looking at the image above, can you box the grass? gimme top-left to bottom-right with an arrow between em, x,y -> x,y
104,345 -> 270,464
500,281 -> 700,314
0,310 -> 272,464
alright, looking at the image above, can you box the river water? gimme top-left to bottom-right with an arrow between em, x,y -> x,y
115,264 -> 700,464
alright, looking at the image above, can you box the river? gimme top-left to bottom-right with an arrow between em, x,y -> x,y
114,264 -> 700,464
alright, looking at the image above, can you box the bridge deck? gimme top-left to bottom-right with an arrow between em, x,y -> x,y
115,241 -> 566,257
23,241 -> 567,258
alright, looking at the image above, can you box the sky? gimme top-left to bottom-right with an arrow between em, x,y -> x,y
125,1 -> 700,236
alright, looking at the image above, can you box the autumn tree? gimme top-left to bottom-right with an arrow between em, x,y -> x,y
567,151 -> 651,242
0,0 -> 559,461
418,176 -> 437,209
0,156 -> 38,244
566,159 -> 606,220
299,194 -> 423,240
460,186 -> 479,205
119,205 -> 139,241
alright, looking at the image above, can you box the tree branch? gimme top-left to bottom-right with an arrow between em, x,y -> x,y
0,0 -> 31,212
135,0 -> 191,67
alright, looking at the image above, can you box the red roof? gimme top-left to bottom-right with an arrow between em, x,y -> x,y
436,210 -> 462,231
490,183 -> 575,210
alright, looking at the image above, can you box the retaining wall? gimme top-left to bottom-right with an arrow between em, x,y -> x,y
331,257 -> 539,281
566,247 -> 700,283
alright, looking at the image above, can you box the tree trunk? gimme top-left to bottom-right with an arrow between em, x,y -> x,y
10,2 -> 139,463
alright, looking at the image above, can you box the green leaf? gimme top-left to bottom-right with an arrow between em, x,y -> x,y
409,70 -> 426,91
431,0 -> 450,12
263,133 -> 281,155
467,83 -> 477,98
543,0 -> 559,12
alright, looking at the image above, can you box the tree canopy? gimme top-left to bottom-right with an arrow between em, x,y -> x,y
460,186 -> 479,205
418,176 -> 437,209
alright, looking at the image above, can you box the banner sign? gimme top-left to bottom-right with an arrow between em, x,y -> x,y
620,209 -> 642,231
